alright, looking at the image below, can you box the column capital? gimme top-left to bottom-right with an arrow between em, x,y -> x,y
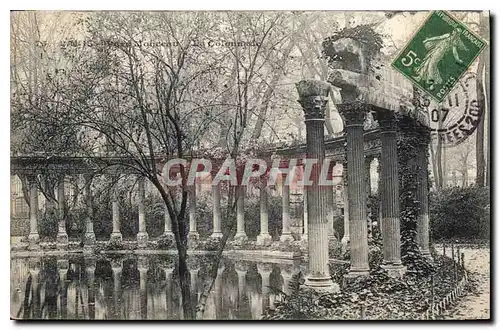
257,263 -> 273,275
57,259 -> 69,272
26,173 -> 38,185
187,258 -> 200,270
28,257 -> 41,272
234,261 -> 249,273
373,109 -> 398,132
83,173 -> 94,185
338,102 -> 370,126
137,256 -> 149,272
296,80 -> 330,121
111,259 -> 123,271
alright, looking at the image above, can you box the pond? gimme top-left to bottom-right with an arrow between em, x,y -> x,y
11,254 -> 303,320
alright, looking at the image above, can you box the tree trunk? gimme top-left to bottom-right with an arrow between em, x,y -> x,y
178,246 -> 195,319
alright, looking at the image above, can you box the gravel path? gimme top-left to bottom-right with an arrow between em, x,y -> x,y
438,246 -> 490,320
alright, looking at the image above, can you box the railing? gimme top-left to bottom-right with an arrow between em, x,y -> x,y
420,243 -> 468,320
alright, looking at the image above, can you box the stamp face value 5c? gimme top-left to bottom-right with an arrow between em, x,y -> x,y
392,10 -> 486,102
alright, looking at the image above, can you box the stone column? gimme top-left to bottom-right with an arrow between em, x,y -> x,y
256,187 -> 272,246
56,174 -> 69,249
137,176 -> 149,248
327,161 -> 337,240
377,160 -> 384,238
233,185 -> 247,241
375,110 -> 406,277
110,177 -> 122,242
296,80 -> 338,292
211,184 -> 223,238
111,260 -> 122,319
188,186 -> 199,242
338,102 -> 370,278
280,182 -> 293,242
163,205 -> 174,237
365,156 -> 373,239
27,175 -> 40,250
302,188 -> 308,239
83,174 -> 96,250
341,165 -> 350,245
417,139 -> 432,258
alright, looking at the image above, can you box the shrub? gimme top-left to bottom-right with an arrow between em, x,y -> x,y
430,186 -> 490,240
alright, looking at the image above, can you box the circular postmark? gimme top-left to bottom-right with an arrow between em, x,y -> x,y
413,72 -> 482,147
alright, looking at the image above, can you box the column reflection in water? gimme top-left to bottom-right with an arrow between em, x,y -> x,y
86,259 -> 96,320
111,260 -> 122,319
281,265 -> 294,296
11,258 -> 29,319
257,263 -> 272,313
28,258 -> 41,319
214,263 -> 224,319
163,265 -> 174,320
11,256 -> 311,320
138,257 -> 148,320
189,265 -> 200,305
57,259 -> 69,320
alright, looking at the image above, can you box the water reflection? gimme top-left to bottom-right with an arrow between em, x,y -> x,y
11,255 -> 302,320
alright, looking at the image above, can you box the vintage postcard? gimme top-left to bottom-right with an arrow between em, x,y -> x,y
10,10 -> 490,320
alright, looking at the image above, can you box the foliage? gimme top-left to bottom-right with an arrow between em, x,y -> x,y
264,250 -> 464,320
430,186 -> 490,240
38,212 -> 58,239
157,234 -> 176,250
397,114 -> 434,276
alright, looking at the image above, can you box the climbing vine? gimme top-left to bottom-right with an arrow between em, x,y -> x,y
396,113 -> 434,276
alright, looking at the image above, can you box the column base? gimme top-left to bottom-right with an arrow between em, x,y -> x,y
256,233 -> 272,246
188,232 -> 200,249
421,248 -> 432,259
56,232 -> 69,250
162,231 -> 175,239
84,231 -> 96,246
137,232 -> 149,248
210,231 -> 223,239
328,234 -> 338,244
304,275 -> 340,293
381,263 -> 407,278
280,233 -> 294,242
233,232 -> 247,240
28,233 -> 40,250
232,233 -> 248,246
344,268 -> 370,279
110,232 -> 122,243
188,232 -> 200,241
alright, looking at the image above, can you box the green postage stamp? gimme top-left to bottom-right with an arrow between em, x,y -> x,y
392,10 -> 487,102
